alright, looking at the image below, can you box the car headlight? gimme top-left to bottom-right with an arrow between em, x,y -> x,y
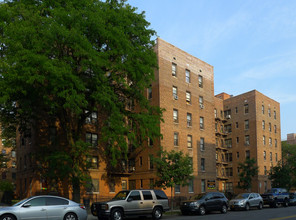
238,200 -> 246,205
101,204 -> 109,210
192,202 -> 200,208
269,195 -> 274,199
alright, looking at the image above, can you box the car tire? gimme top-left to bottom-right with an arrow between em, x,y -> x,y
64,213 -> 78,220
0,214 -> 16,220
258,202 -> 263,210
199,206 -> 206,215
245,203 -> 250,211
284,199 -> 289,207
273,201 -> 279,208
152,207 -> 163,220
221,204 -> 228,214
110,208 -> 123,220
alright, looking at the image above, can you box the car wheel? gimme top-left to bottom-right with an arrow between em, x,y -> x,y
152,207 -> 163,220
284,199 -> 289,207
245,203 -> 250,211
258,202 -> 263,210
199,206 -> 206,215
110,208 -> 123,220
64,213 -> 78,220
0,214 -> 16,220
221,204 -> 228,214
273,201 -> 279,208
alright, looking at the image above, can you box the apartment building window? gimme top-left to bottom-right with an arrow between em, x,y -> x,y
237,152 -> 239,159
174,132 -> 179,146
148,137 -> 153,146
268,108 -> 271,117
275,153 -> 278,162
264,151 -> 266,160
263,135 -> 266,145
186,91 -> 191,104
187,113 -> 192,127
214,108 -> 217,118
201,179 -> 206,193
87,156 -> 99,169
201,158 -> 205,171
86,178 -> 99,193
244,120 -> 249,130
200,137 -> 205,151
109,179 -> 115,193
264,166 -> 267,175
147,86 -> 152,99
187,135 -> 192,148
270,152 -> 272,162
198,75 -> 203,88
225,138 -> 232,148
172,63 -> 177,77
235,107 -> 238,113
244,104 -> 249,114
274,125 -> 277,133
149,155 -> 154,170
262,120 -> 265,130
215,123 -> 218,132
200,117 -> 204,129
235,122 -> 239,128
140,179 -> 143,189
269,123 -> 272,132
185,69 -> 190,83
199,96 -> 204,109
236,137 -> 239,144
226,153 -> 233,162
274,110 -> 276,119
85,111 -> 98,124
139,157 -> 143,166
188,179 -> 194,193
173,109 -> 178,123
275,139 -> 278,148
246,150 -> 250,159
226,168 -> 233,177
245,135 -> 250,146
175,184 -> 180,193
173,86 -> 178,100
86,132 -> 98,147
269,137 -> 272,146
262,105 -> 265,114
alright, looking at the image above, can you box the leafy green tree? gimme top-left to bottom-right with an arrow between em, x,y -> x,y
0,0 -> 162,201
237,158 -> 258,191
269,161 -> 292,190
152,149 -> 193,210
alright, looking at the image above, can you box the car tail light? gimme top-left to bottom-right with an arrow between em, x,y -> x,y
79,204 -> 86,210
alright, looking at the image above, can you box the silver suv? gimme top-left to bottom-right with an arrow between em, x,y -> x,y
91,189 -> 170,220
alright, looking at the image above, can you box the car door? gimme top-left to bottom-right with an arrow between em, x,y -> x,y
248,193 -> 256,207
45,197 -> 69,220
19,197 -> 47,220
141,191 -> 154,214
204,193 -> 215,211
125,190 -> 144,216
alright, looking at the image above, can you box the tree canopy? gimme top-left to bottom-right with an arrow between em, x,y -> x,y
237,158 -> 258,191
0,0 -> 162,200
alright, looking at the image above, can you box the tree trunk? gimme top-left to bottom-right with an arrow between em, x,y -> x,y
72,177 -> 80,203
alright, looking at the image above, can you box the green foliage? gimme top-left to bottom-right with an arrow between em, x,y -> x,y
0,0 -> 162,199
269,141 -> 296,189
0,180 -> 14,192
237,158 -> 258,191
152,149 -> 193,189
269,161 -> 292,190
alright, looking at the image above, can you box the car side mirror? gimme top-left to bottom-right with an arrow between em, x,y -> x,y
127,197 -> 133,202
22,203 -> 31,208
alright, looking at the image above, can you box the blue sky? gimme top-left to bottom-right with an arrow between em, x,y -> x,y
128,0 -> 296,140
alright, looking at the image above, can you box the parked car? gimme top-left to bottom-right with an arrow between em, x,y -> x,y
0,195 -> 87,220
261,188 -> 289,208
180,192 -> 228,216
229,193 -> 263,210
91,189 -> 170,220
288,192 -> 296,206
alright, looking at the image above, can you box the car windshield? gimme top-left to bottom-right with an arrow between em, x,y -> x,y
235,193 -> 250,199
190,194 -> 205,200
13,198 -> 31,206
112,191 -> 130,200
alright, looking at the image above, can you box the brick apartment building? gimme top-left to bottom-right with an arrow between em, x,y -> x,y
14,38 -> 281,201
287,133 -> 296,145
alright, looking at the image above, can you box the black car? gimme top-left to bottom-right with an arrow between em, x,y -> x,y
180,192 -> 228,216
289,192 -> 296,206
